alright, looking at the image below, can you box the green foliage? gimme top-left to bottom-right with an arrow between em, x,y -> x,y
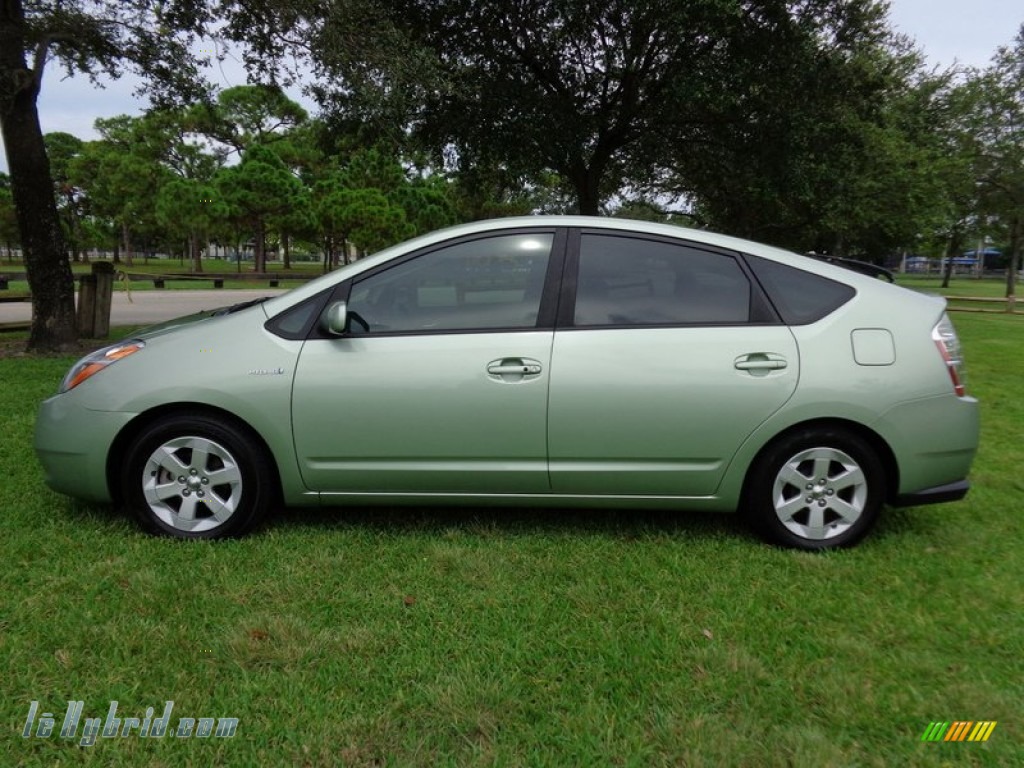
264,0 -> 939,233
955,26 -> 1024,295
43,132 -> 89,257
310,147 -> 456,258
155,177 -> 228,266
69,130 -> 174,262
668,5 -> 949,258
0,174 -> 21,254
298,0 -> 755,213
215,144 -> 306,270
314,182 -> 411,256
190,84 -> 309,155
390,180 -> 456,235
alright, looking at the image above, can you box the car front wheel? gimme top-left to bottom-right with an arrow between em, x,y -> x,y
745,428 -> 884,550
122,414 -> 273,539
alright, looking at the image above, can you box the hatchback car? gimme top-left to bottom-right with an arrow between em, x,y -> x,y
35,216 -> 979,549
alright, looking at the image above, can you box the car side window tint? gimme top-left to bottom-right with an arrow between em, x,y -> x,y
746,255 -> 856,324
347,234 -> 553,333
574,234 -> 751,326
265,290 -> 332,340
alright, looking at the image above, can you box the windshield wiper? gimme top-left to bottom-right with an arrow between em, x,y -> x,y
213,297 -> 270,316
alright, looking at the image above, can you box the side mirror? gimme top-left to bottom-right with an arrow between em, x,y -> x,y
322,301 -> 348,336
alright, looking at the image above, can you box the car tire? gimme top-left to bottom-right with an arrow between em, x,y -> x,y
745,428 -> 884,550
121,414 -> 274,539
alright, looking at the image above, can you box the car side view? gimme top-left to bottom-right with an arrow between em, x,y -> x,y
35,216 -> 980,549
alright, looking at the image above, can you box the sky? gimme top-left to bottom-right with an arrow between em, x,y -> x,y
1,0 -> 1022,174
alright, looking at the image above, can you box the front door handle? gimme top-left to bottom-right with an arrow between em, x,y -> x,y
487,358 -> 543,379
734,353 -> 788,374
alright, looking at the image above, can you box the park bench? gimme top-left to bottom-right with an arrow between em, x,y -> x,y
137,272 -> 312,289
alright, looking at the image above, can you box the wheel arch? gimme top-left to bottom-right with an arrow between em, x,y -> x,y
739,417 -> 900,508
106,403 -> 284,508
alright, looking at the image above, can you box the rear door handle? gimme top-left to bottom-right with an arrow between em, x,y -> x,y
487,358 -> 543,377
734,353 -> 788,372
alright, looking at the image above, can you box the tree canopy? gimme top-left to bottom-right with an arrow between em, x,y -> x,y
3,1 -> 1024,350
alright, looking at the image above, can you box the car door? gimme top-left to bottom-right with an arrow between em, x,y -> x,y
547,230 -> 799,497
292,230 -> 563,495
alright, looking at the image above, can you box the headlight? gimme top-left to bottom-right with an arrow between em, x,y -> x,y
59,340 -> 146,393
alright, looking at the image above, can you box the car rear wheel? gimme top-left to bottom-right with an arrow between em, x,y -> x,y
745,428 -> 884,550
122,414 -> 273,539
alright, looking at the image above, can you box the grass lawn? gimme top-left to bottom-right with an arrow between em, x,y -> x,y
1,313 -> 1022,766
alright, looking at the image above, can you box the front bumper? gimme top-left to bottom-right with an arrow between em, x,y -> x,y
34,394 -> 135,503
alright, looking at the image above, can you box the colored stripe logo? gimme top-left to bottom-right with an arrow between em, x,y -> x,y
921,721 -> 997,742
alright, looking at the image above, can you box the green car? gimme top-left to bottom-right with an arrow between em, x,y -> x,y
35,217 -> 979,549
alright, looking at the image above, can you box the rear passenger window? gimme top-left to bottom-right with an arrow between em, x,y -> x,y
747,255 -> 855,324
574,234 -> 750,326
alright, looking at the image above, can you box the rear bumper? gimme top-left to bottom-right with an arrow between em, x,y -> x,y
875,394 -> 979,497
891,479 -> 970,508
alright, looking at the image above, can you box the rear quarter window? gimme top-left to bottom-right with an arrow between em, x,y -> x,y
747,255 -> 855,325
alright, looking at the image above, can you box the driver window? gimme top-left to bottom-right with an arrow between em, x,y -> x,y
347,234 -> 553,333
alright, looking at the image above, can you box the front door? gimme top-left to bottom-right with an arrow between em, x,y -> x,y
292,231 -> 560,495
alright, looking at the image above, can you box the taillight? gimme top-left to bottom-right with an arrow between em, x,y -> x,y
932,314 -> 966,397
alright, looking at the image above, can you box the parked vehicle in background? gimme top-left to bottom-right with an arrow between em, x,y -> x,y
35,216 -> 979,550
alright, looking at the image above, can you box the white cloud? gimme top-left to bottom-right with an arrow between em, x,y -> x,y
887,0 -> 1022,71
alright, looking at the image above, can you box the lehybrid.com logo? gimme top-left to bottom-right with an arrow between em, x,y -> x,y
22,701 -> 238,746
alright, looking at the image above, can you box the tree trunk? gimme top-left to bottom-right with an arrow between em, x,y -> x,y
0,2 -> 77,350
571,165 -> 602,216
191,231 -> 203,273
941,240 -> 954,289
322,236 -> 332,273
833,234 -> 847,259
121,220 -> 134,267
1006,215 -> 1020,300
254,219 -> 266,272
282,231 -> 291,269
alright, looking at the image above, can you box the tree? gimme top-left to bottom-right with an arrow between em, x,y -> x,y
315,183 -> 414,264
0,173 -> 19,261
70,128 -> 172,267
156,178 -> 227,271
0,1 -> 216,350
255,0 -> 913,224
188,88 -> 322,269
655,3 -> 953,258
215,144 -> 306,272
336,146 -> 456,236
189,83 -> 309,156
291,0 -> 743,214
44,132 -> 87,261
391,177 -> 456,236
963,27 -> 1024,298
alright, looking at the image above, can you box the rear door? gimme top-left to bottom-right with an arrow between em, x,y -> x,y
547,230 -> 799,496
